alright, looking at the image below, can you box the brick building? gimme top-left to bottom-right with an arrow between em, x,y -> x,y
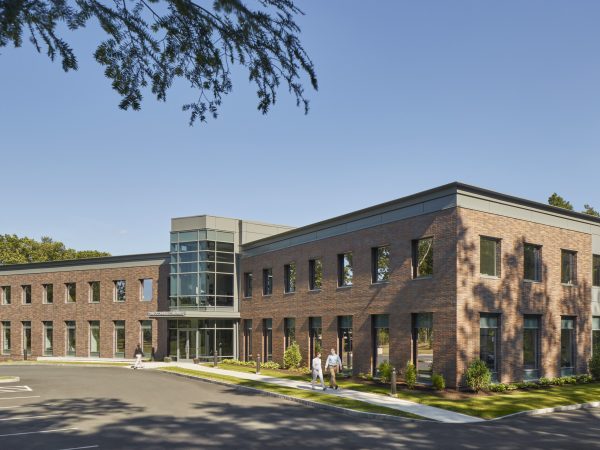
2,183 -> 600,387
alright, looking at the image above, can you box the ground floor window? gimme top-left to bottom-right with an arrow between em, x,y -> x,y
141,321 -> 152,358
523,315 -> 540,380
372,314 -> 389,376
66,321 -> 76,356
284,318 -> 296,349
309,317 -> 322,362
593,317 -> 600,356
480,314 -> 499,380
114,321 -> 125,358
338,316 -> 353,371
244,320 -> 253,361
413,313 -> 433,383
561,317 -> 576,376
2,322 -> 10,355
43,321 -> 53,356
89,321 -> 100,357
22,321 -> 31,356
167,319 -> 235,361
263,319 -> 273,362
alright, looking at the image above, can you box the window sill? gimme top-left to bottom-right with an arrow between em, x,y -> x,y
283,292 -> 296,296
523,279 -> 542,284
411,276 -> 432,281
336,285 -> 352,290
262,294 -> 272,298
370,281 -> 390,286
308,289 -> 322,294
89,301 -> 100,304
242,296 -> 253,300
479,275 -> 500,280
561,283 -> 577,288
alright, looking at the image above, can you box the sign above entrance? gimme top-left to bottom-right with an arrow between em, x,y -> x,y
148,311 -> 186,318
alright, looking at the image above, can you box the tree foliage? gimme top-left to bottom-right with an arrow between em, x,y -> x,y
0,234 -> 110,265
0,0 -> 317,124
583,204 -> 600,218
548,193 -> 600,218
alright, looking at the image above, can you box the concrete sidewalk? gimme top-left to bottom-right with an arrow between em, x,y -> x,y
144,361 -> 482,423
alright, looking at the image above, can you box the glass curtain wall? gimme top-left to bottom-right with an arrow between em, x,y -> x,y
167,319 -> 235,361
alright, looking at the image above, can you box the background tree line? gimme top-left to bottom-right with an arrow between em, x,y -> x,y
548,193 -> 599,217
0,235 -> 110,265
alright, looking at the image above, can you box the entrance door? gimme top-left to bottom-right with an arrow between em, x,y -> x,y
177,329 -> 197,360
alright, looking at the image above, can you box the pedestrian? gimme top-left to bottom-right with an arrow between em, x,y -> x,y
311,351 -> 326,390
325,348 -> 342,390
133,343 -> 144,369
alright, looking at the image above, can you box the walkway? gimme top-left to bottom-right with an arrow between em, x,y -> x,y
143,361 -> 482,423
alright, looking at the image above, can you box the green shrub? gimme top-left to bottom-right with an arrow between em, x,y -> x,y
405,361 -> 417,390
377,360 -> 393,383
465,360 -> 491,392
589,354 -> 600,380
577,374 -> 593,384
489,383 -> 508,392
431,373 -> 445,390
283,342 -> 302,369
261,361 -> 281,370
358,372 -> 374,381
537,377 -> 552,387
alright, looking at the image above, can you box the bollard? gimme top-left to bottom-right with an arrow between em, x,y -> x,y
213,351 -> 218,367
391,368 -> 397,396
256,353 -> 261,374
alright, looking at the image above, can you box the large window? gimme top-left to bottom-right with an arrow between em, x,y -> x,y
412,238 -> 433,278
309,317 -> 322,362
337,252 -> 353,287
140,279 -> 153,301
22,321 -> 31,356
284,318 -> 296,348
89,282 -> 100,303
43,284 -> 54,304
284,263 -> 296,293
372,246 -> 390,283
141,321 -> 152,357
243,272 -> 253,298
114,280 -> 126,302
2,322 -> 11,355
373,314 -> 390,376
114,321 -> 125,358
338,316 -> 353,371
22,285 -> 31,305
561,250 -> 577,285
66,321 -> 76,356
524,244 -> 542,282
523,315 -> 540,380
308,259 -> 323,291
263,268 -> 273,295
244,320 -> 253,361
561,317 -> 575,376
480,314 -> 499,379
1,286 -> 10,305
263,319 -> 273,362
66,283 -> 77,303
594,256 -> 600,287
413,313 -> 433,383
480,237 -> 501,277
89,321 -> 100,357
593,317 -> 600,356
43,321 -> 53,356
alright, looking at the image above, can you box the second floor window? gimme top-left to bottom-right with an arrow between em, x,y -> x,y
89,282 -> 100,303
593,255 -> 600,288
244,272 -> 253,298
561,250 -> 577,285
22,285 -> 31,304
412,237 -> 433,278
114,280 -> 126,302
0,286 -> 10,305
372,246 -> 390,283
480,237 -> 501,277
309,259 -> 323,290
66,283 -> 76,303
284,263 -> 296,293
43,284 -> 53,304
524,244 -> 542,282
337,252 -> 353,287
263,268 -> 273,295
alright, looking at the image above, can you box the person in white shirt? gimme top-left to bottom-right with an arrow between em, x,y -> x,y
325,348 -> 342,390
311,352 -> 326,390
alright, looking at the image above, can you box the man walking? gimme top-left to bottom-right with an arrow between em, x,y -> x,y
311,351 -> 326,390
133,343 -> 144,369
325,348 -> 342,390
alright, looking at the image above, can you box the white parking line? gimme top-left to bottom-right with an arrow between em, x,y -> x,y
57,446 -> 99,450
0,396 -> 40,400
0,414 -> 60,421
0,427 -> 78,437
0,386 -> 32,393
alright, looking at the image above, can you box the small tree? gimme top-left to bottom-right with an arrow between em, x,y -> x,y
283,342 -> 302,369
405,361 -> 417,390
465,360 -> 491,393
589,354 -> 600,380
431,373 -> 445,390
377,360 -> 393,383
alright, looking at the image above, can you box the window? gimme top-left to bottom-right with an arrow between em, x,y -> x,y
43,284 -> 53,304
22,321 -> 31,356
523,316 -> 540,380
338,316 -> 353,371
141,279 -> 153,301
284,263 -> 296,293
524,244 -> 542,282
114,321 -> 125,358
66,283 -> 77,303
413,313 -> 433,383
372,315 -> 390,376
480,237 -> 501,277
309,317 -> 322,362
1,286 -> 10,305
66,321 -> 76,356
372,246 -> 390,283
480,314 -> 499,379
89,282 -> 100,303
1,322 -> 11,355
141,321 -> 152,357
593,317 -> 600,356
594,255 -> 600,288
337,252 -> 353,287
561,250 -> 577,285
89,321 -> 100,357
308,259 -> 322,291
263,319 -> 273,362
114,280 -> 126,302
243,273 -> 253,298
560,317 -> 575,376
243,320 -> 253,361
284,318 -> 296,348
262,268 -> 273,295
22,285 -> 31,304
43,321 -> 53,356
412,237 -> 433,278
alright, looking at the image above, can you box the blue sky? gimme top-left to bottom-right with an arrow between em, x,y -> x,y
1,1 -> 600,255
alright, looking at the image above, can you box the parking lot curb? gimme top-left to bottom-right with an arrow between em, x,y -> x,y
488,400 -> 600,421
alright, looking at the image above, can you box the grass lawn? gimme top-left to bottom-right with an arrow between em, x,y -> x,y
159,366 -> 423,419
206,363 -> 600,420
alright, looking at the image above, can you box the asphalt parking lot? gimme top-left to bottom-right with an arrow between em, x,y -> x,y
0,365 -> 599,449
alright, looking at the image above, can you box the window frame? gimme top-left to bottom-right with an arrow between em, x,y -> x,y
65,283 -> 77,303
43,284 -> 54,304
561,250 -> 577,285
480,236 -> 501,278
412,237 -> 434,279
283,263 -> 296,294
337,252 -> 354,287
21,285 -> 32,305
1,321 -> 11,355
88,281 -> 100,303
523,315 -> 541,380
0,286 -> 10,305
243,272 -> 253,298
371,245 -> 391,284
140,279 -> 153,302
43,321 -> 53,356
594,255 -> 600,288
308,258 -> 323,291
262,268 -> 273,296
114,280 -> 126,302
523,243 -> 542,283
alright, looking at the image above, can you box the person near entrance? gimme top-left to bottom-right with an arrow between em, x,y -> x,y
325,348 -> 342,390
133,343 -> 144,369
311,352 -> 326,390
